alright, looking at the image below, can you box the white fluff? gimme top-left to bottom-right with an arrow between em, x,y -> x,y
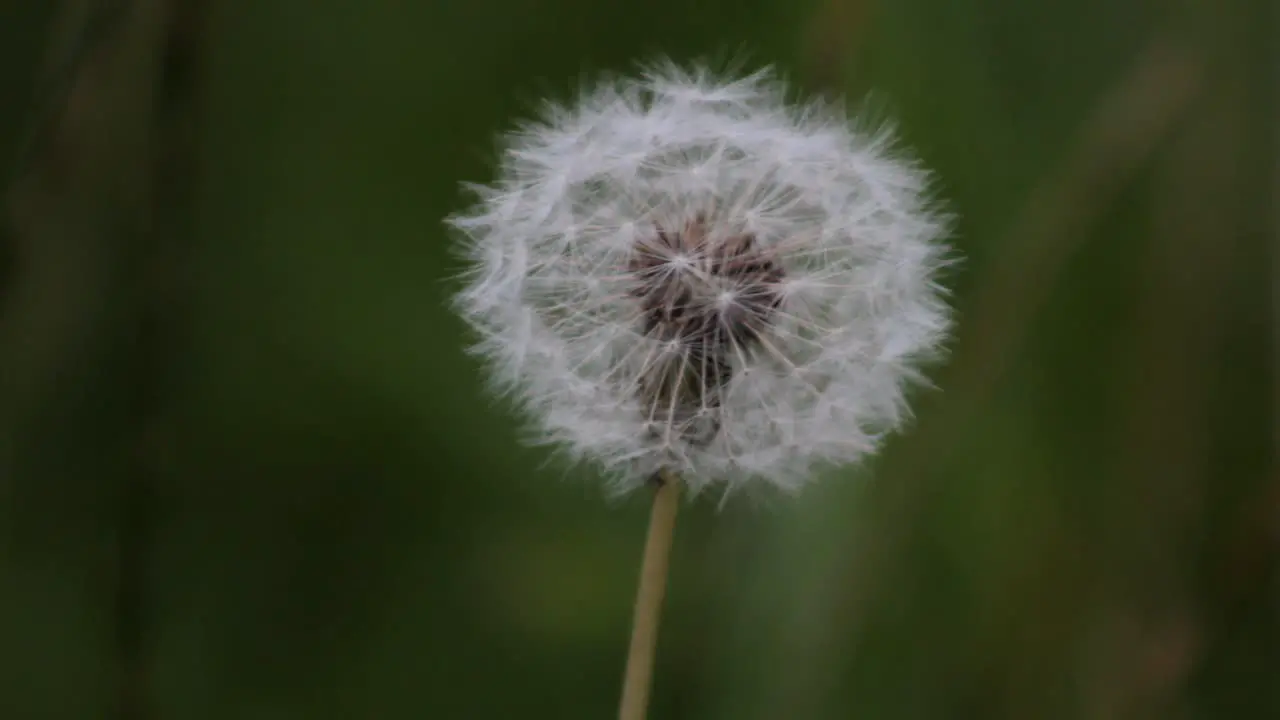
448,62 -> 953,496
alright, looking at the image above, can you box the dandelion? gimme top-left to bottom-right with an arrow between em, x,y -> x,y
450,63 -> 951,496
447,61 -> 953,720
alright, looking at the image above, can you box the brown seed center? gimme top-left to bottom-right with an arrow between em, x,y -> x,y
627,217 -> 785,445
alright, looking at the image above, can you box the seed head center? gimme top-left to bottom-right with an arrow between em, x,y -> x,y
627,216 -> 787,446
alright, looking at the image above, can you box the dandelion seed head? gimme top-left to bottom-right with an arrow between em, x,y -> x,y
448,62 -> 954,496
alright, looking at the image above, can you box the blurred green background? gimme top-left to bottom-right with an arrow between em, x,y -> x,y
0,0 -> 1274,718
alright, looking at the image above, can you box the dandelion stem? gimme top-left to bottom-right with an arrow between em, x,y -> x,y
618,470 -> 681,720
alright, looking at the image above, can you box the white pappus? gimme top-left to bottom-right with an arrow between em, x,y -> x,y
448,62 -> 954,497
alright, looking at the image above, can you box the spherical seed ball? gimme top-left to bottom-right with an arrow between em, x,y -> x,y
448,62 -> 953,497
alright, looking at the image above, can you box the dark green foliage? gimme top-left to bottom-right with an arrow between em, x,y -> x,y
0,0 -> 1273,718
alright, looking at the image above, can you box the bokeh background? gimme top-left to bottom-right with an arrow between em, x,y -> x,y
0,0 -> 1274,718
